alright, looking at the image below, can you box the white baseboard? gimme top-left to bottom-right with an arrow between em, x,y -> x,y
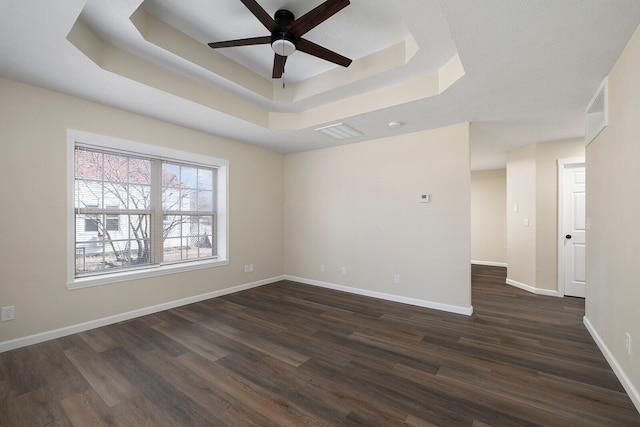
583,316 -> 640,413
284,275 -> 473,316
471,260 -> 507,268
0,275 -> 284,353
506,278 -> 559,297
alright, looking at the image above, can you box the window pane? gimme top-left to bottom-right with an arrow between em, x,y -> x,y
76,248 -> 105,274
76,214 -> 102,242
128,214 -> 151,264
162,187 -> 181,211
103,184 -> 127,210
198,169 -> 213,191
75,150 -> 102,180
197,190 -> 213,212
163,237 -> 182,262
163,163 -> 181,187
198,245 -> 213,258
163,215 -> 182,238
182,237 -> 199,260
129,185 -> 150,210
129,158 -> 150,184
76,180 -> 102,209
103,153 -> 129,183
181,166 -> 197,189
183,217 -> 198,240
199,216 -> 213,236
180,189 -> 196,211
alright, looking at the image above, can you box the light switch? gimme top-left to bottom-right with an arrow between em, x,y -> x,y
513,204 -> 519,212
524,218 -> 529,227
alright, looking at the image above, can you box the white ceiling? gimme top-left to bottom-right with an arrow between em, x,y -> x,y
1,0 -> 640,170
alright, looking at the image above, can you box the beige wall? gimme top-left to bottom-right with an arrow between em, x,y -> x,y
0,77 -> 284,343
471,169 -> 506,265
284,123 -> 472,311
506,138 -> 584,292
586,23 -> 640,405
506,144 -> 537,287
535,138 -> 584,290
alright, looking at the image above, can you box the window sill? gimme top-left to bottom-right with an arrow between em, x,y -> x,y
67,258 -> 229,290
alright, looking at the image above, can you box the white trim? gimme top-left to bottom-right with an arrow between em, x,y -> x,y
584,316 -> 640,413
471,260 -> 507,268
557,157 -> 586,166
68,129 -> 229,167
557,158 -> 586,298
285,275 -> 473,316
0,276 -> 284,353
66,129 -> 230,289
506,278 -> 559,297
69,258 -> 230,289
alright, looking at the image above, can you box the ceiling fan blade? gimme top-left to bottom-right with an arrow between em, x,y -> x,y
287,0 -> 350,38
296,38 -> 352,67
271,53 -> 287,79
272,54 -> 287,78
208,36 -> 271,49
240,0 -> 279,33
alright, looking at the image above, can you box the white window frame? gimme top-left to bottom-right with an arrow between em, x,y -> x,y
67,129 -> 229,289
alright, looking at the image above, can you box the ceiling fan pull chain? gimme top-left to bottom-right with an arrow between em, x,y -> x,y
282,41 -> 286,89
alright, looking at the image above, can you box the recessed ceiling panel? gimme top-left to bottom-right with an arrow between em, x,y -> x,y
143,0 -> 411,82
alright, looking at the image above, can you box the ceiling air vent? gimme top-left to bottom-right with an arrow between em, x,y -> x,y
315,123 -> 363,140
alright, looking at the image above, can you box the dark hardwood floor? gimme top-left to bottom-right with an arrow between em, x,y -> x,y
1,267 -> 639,426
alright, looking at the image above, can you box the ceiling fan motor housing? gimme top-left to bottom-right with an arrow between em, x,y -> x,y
271,9 -> 296,56
274,9 -> 295,27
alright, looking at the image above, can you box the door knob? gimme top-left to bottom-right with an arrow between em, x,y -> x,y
565,234 -> 572,239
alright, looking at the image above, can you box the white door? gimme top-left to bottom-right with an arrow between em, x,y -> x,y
562,164 -> 586,297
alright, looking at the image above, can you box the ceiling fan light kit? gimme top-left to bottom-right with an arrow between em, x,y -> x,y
208,0 -> 352,79
271,33 -> 296,56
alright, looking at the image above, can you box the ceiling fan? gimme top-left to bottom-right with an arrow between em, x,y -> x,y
207,0 -> 353,79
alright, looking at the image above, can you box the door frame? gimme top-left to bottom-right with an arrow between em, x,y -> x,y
557,157 -> 586,297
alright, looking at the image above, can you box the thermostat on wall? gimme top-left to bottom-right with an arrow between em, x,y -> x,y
419,194 -> 431,203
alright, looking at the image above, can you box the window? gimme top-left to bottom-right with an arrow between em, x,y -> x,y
68,130 -> 228,288
83,204 -> 120,232
84,215 -> 119,232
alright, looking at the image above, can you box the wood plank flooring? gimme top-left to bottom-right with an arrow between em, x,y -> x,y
1,266 -> 639,426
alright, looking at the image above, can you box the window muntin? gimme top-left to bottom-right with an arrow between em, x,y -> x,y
69,131 -> 228,287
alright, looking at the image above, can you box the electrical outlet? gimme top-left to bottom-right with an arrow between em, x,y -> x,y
341,266 -> 347,275
1,306 -> 15,321
320,264 -> 325,272
244,264 -> 254,273
626,332 -> 632,355
394,274 -> 400,284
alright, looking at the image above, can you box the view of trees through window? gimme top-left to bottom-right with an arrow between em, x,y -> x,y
74,147 -> 215,276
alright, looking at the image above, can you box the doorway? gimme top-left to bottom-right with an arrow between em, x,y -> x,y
557,158 -> 586,297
